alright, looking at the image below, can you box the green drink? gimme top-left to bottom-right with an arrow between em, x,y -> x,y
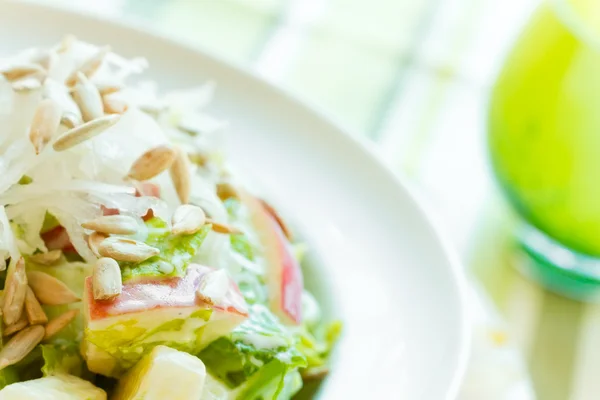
489,0 -> 600,299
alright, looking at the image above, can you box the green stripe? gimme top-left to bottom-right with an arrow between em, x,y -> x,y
529,292 -> 583,400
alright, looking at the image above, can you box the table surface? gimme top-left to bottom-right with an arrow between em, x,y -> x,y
25,0 -> 598,398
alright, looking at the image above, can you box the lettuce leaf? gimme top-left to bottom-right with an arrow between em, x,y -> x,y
0,367 -> 19,390
0,336 -> 92,389
84,308 -> 213,374
40,342 -> 88,378
295,320 -> 342,372
230,234 -> 254,261
224,198 -> 255,261
199,305 -> 306,399
120,217 -> 210,281
0,346 -> 46,389
235,361 -> 303,400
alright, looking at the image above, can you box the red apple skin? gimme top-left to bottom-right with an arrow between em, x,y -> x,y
238,190 -> 303,325
270,217 -> 304,325
259,199 -> 293,240
41,226 -> 76,253
86,264 -> 248,321
135,182 -> 161,198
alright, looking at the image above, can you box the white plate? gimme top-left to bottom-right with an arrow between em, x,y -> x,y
0,2 -> 469,398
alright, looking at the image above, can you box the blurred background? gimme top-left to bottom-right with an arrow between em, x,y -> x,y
27,0 -> 600,398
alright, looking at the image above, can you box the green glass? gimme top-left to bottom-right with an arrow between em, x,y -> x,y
489,0 -> 600,300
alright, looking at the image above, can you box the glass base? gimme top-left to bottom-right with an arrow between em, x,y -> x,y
516,223 -> 600,302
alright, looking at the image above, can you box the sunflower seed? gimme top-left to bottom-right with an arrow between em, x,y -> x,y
34,50 -> 57,71
188,152 -> 208,166
43,309 -> 78,341
12,77 -> 42,92
1,63 -> 45,81
28,99 -> 62,154
196,269 -> 229,306
24,286 -> 47,325
195,291 -> 214,306
172,204 -> 206,235
71,72 -> 103,122
60,111 -> 82,129
97,84 -> 122,96
57,34 -> 76,54
169,147 -> 191,204
3,312 -> 28,336
103,96 -> 128,114
206,218 -> 242,235
27,271 -> 80,305
0,325 -> 44,370
53,114 -> 120,151
87,232 -> 108,257
139,102 -> 167,116
127,145 -> 176,181
98,237 -> 159,263
3,258 -> 28,326
82,215 -> 139,235
93,258 -> 122,301
28,250 -> 62,265
216,182 -> 238,201
65,46 -> 110,87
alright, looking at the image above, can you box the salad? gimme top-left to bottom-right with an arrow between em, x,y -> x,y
0,37 -> 340,399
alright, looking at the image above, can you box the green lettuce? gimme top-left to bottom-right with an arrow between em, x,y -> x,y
0,337 -> 92,389
120,217 -> 210,281
296,320 -> 342,372
230,234 -> 255,261
236,361 -> 303,400
199,305 -> 306,399
0,367 -> 19,391
40,212 -> 60,234
85,309 -> 213,373
41,342 -> 87,378
0,345 -> 47,389
224,198 -> 256,261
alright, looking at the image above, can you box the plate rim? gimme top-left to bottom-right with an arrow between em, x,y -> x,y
2,0 -> 472,397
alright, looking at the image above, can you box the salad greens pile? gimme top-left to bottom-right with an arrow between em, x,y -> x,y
0,37 -> 339,399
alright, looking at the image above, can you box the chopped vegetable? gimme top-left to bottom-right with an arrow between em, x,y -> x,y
83,264 -> 248,377
112,345 -> 207,400
0,37 -> 340,398
199,304 -> 307,398
120,217 -> 210,281
0,374 -> 106,399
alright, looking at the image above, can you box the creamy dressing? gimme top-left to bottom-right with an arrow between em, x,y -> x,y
237,332 -> 289,350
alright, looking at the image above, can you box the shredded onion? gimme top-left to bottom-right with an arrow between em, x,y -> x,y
0,37 -> 228,264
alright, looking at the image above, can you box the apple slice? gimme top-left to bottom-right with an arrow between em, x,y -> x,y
112,345 -> 207,400
0,374 -> 106,400
82,264 -> 248,377
238,190 -> 303,325
41,226 -> 76,253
